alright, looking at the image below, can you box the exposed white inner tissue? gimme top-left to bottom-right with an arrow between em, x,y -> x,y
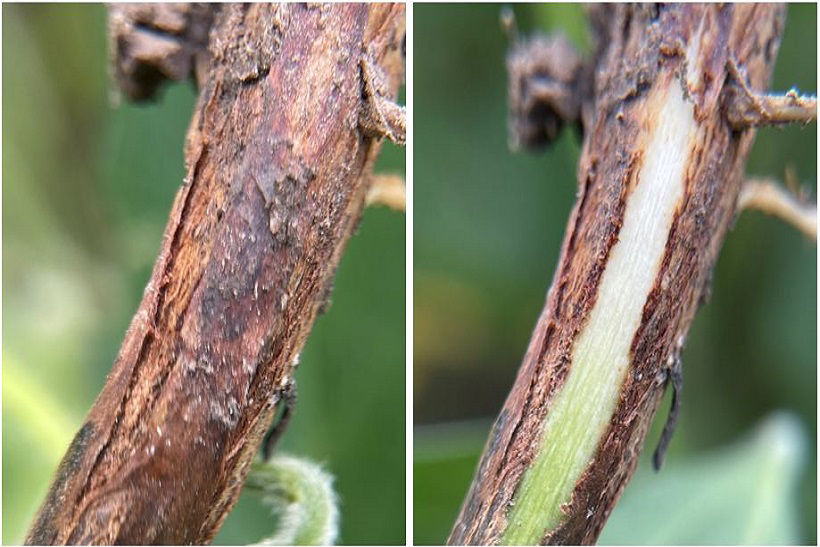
502,81 -> 698,544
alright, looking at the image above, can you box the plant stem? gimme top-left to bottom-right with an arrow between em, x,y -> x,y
26,5 -> 405,544
450,5 -> 786,544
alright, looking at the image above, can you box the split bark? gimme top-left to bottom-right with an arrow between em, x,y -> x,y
26,4 -> 404,544
450,5 -> 788,545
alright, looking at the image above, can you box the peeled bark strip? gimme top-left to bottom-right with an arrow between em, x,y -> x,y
26,4 -> 404,544
449,5 -> 784,545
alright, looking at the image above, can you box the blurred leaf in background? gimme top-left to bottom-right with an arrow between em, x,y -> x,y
2,4 -> 405,545
414,3 -> 816,544
415,412 -> 807,546
599,412 -> 806,545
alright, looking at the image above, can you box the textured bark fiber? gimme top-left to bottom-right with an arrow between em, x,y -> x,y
449,5 -> 785,545
26,4 -> 404,544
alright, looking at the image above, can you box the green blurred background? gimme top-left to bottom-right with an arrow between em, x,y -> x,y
2,4 -> 404,545
414,4 -> 816,545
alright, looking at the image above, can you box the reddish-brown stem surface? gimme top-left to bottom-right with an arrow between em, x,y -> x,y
27,4 -> 404,544
450,5 -> 785,544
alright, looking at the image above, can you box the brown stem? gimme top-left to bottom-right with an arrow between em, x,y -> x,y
26,4 -> 404,544
450,5 -> 785,544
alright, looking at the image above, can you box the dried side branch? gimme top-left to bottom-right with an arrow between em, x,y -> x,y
739,178 -> 817,240
360,56 -> 407,145
27,4 -> 405,544
727,59 -> 817,127
366,174 -> 406,211
730,90 -> 817,126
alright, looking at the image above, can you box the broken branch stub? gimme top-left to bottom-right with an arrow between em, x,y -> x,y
450,5 -> 785,544
27,4 -> 404,544
108,3 -> 215,101
506,33 -> 584,151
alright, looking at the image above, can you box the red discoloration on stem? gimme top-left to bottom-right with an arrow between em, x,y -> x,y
27,4 -> 404,544
449,5 -> 784,544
